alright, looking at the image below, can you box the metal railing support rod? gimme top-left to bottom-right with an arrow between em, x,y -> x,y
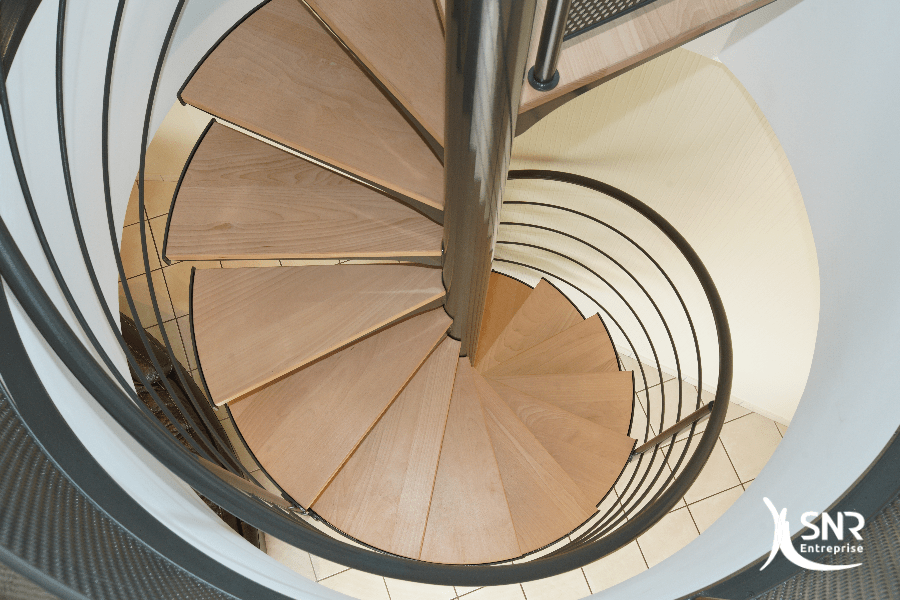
633,402 -> 714,454
442,0 -> 538,357
528,0 -> 571,91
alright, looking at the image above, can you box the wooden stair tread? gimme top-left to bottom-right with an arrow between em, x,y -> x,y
303,0 -> 445,145
484,315 -> 619,378
420,361 -> 521,564
165,124 -> 441,262
193,265 -> 445,404
488,372 -> 635,436
473,273 -> 533,367
473,370 -> 595,553
228,308 -> 451,507
180,0 -> 444,210
476,279 -> 582,372
487,379 -> 635,503
312,336 -> 460,557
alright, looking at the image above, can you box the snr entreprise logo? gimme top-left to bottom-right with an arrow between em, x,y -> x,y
761,498 -> 864,572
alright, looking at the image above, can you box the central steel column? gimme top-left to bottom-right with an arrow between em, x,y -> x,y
442,0 -> 537,358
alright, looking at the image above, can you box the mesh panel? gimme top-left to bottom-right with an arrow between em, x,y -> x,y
564,0 -> 659,39
753,493 -> 900,600
0,388 -> 236,600
0,562 -> 63,600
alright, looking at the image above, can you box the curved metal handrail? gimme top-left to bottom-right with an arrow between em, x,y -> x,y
0,0 -> 732,588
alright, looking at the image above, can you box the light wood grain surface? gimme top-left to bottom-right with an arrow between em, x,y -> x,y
473,272 -> 533,367
476,279 -> 582,372
489,372 -> 634,435
312,336 -> 460,557
302,0 -> 445,145
166,124 -> 441,261
420,361 -> 521,564
228,308 -> 450,507
519,0 -> 775,114
474,370 -> 594,553
484,315 -> 619,378
193,265 -> 445,404
487,379 -> 635,503
181,0 -> 444,210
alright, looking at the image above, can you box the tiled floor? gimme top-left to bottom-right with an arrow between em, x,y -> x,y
121,103 -> 791,600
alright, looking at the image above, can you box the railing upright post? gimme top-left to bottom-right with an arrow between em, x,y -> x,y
442,0 -> 538,358
528,0 -> 572,91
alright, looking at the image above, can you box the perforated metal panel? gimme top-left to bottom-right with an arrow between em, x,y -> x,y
752,493 -> 900,600
564,0 -> 659,39
0,388 -> 235,600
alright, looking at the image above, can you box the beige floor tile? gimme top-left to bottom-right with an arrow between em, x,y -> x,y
455,586 -> 482,596
643,378 -> 703,436
582,540 -> 647,592
669,439 -> 741,504
319,569 -> 388,599
220,260 -> 282,268
521,568 -> 590,600
123,181 -> 141,227
775,422 -> 788,437
120,270 -> 174,326
636,507 -> 699,567
147,214 -> 169,260
719,413 -> 782,483
307,548 -> 349,581
120,222 -> 161,279
162,260 -> 219,319
145,318 -> 189,370
142,181 -> 178,220
629,395 -> 654,442
724,401 -> 751,423
264,535 -> 316,580
384,577 -> 456,600
622,356 -> 674,392
175,316 -> 196,370
458,584 -> 525,599
688,485 -> 743,533
615,452 -> 687,515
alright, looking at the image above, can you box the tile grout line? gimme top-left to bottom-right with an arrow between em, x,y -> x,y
717,437 -> 745,492
581,566 -> 593,595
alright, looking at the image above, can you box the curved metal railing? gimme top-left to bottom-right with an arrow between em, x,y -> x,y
0,0 -> 731,592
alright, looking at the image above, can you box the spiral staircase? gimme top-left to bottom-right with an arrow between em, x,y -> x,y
163,0 -> 636,563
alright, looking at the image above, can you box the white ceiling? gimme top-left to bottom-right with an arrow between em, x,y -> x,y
503,47 -> 819,424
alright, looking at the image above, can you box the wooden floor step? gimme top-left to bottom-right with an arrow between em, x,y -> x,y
486,379 -> 636,504
164,124 -> 441,263
484,315 -> 619,378
180,0 -> 444,213
473,272 -> 533,367
228,308 -> 451,507
303,0 -> 445,147
420,361 -> 521,564
488,372 -> 635,436
193,265 -> 445,404
312,336 -> 460,557
475,279 -> 582,372
473,370 -> 595,553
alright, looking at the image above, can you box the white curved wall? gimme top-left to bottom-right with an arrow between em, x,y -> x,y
1,0 -> 351,597
589,0 -> 900,597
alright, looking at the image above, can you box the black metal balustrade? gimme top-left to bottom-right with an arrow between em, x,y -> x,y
0,0 -> 732,593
